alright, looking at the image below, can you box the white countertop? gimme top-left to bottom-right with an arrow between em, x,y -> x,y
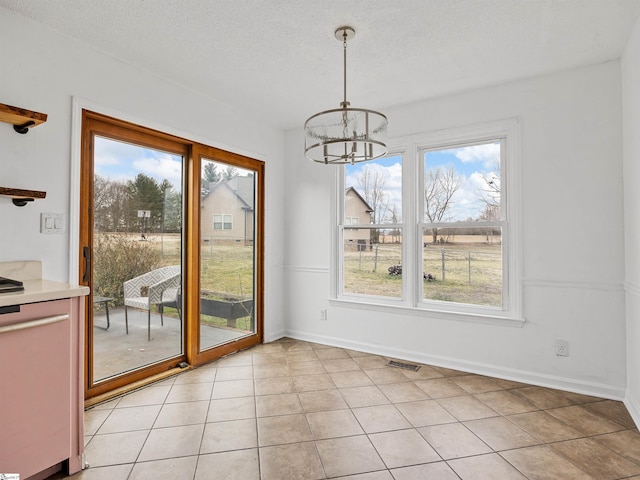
0,260 -> 89,307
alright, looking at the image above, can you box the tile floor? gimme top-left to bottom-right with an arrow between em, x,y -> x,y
65,338 -> 640,479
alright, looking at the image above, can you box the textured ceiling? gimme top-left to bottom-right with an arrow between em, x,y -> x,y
2,0 -> 640,130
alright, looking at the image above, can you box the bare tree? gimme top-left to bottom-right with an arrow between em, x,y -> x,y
357,165 -> 390,244
478,170 -> 500,221
424,166 -> 461,243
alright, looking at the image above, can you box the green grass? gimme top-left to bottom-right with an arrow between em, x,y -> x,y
344,241 -> 503,307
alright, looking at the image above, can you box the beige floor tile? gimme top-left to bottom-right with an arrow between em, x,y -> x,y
214,365 -> 254,381
511,386 -> 575,409
377,382 -> 429,403
368,428 -> 440,468
330,370 -> 375,388
257,413 -> 313,446
299,389 -> 349,412
418,423 -> 492,459
282,341 -> 314,352
582,400 -> 638,429
154,400 -> 208,428
173,367 -> 217,384
194,449 -> 260,480
316,435 -> 386,477
437,395 -> 499,421
256,392 -> 302,417
450,375 -> 503,394
339,385 -> 390,408
506,411 -> 582,443
97,405 -> 160,434
561,390 -> 603,405
116,385 -> 171,407
551,438 -> 640,480
429,366 -> 467,377
84,408 -> 111,436
306,409 -> 364,439
390,462 -> 459,480
474,390 -> 537,416
128,456 -> 198,480
254,376 -> 294,395
211,379 -> 254,399
464,417 -> 539,451
259,441 -> 325,480
253,363 -> 290,378
546,405 -> 626,435
365,367 -> 410,385
288,360 -> 327,375
414,378 -> 468,398
334,471 -> 393,479
491,378 -> 530,390
292,373 -> 336,392
84,430 -> 149,467
345,349 -> 375,358
165,382 -> 213,403
66,463 -> 134,479
207,396 -> 255,422
500,445 -> 596,480
286,350 -> 320,363
137,424 -> 204,462
399,365 -> 444,381
215,351 -> 253,367
322,357 -> 361,373
252,352 -> 287,366
314,347 -> 350,360
593,429 -> 640,464
200,418 -> 257,453
352,404 -> 412,433
395,399 -> 457,427
352,355 -> 390,369
448,453 -> 527,479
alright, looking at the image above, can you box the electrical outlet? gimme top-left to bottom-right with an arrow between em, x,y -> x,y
556,339 -> 569,357
320,309 -> 327,321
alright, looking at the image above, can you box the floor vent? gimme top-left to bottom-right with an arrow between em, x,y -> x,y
387,360 -> 421,372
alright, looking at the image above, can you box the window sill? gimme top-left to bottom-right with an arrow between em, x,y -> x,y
328,297 -> 525,327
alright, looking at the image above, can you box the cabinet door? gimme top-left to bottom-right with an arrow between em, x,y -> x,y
0,300 -> 71,479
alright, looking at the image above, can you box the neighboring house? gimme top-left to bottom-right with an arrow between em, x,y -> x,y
201,175 -> 255,245
344,186 -> 373,251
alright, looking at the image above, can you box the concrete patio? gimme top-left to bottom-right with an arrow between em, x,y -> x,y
92,307 -> 250,381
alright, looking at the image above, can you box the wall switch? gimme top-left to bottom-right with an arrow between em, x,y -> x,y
320,309 -> 327,321
556,339 -> 569,357
41,213 -> 65,234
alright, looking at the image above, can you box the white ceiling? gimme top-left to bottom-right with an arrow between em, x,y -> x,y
2,0 -> 640,130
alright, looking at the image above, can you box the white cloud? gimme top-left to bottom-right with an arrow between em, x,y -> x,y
133,155 -> 183,189
447,143 -> 500,169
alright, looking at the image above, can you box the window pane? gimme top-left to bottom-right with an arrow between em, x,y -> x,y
343,228 -> 402,298
424,142 -> 501,224
345,155 -> 402,225
423,227 -> 502,307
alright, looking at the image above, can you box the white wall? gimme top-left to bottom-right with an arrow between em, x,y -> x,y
0,9 -> 285,339
622,16 -> 640,426
284,61 -> 627,399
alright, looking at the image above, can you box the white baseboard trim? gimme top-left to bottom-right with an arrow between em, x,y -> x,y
264,328 -> 286,344
281,329 -> 626,401
625,390 -> 640,429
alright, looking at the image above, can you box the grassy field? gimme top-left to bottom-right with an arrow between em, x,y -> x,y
344,240 -> 502,307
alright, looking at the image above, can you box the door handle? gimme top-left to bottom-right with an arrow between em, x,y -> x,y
82,246 -> 90,284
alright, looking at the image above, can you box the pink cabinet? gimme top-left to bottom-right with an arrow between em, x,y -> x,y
0,297 -> 85,479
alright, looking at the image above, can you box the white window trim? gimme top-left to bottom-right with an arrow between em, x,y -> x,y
213,213 -> 233,230
331,118 -> 524,326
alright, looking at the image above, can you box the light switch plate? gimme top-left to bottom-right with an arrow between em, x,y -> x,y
41,213 -> 65,234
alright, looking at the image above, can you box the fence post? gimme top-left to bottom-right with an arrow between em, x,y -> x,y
441,249 -> 445,281
373,243 -> 379,272
468,251 -> 471,284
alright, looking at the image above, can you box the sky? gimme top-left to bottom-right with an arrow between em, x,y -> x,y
345,141 -> 501,222
94,136 -> 184,190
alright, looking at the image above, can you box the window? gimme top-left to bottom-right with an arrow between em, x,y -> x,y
334,119 -> 522,323
213,214 -> 233,230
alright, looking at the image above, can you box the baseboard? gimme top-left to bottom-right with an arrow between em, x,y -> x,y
625,390 -> 640,429
283,329 -> 626,401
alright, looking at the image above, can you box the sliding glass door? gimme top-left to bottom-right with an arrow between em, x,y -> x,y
81,111 -> 264,399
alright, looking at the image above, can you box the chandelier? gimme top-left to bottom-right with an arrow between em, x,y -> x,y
304,26 -> 388,165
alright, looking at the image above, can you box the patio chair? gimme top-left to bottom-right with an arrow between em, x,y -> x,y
123,265 -> 181,341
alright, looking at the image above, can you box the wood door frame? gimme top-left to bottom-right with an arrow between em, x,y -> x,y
80,110 -> 264,399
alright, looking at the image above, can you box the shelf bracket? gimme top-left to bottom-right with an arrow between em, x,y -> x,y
13,120 -> 36,135
12,198 -> 34,207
